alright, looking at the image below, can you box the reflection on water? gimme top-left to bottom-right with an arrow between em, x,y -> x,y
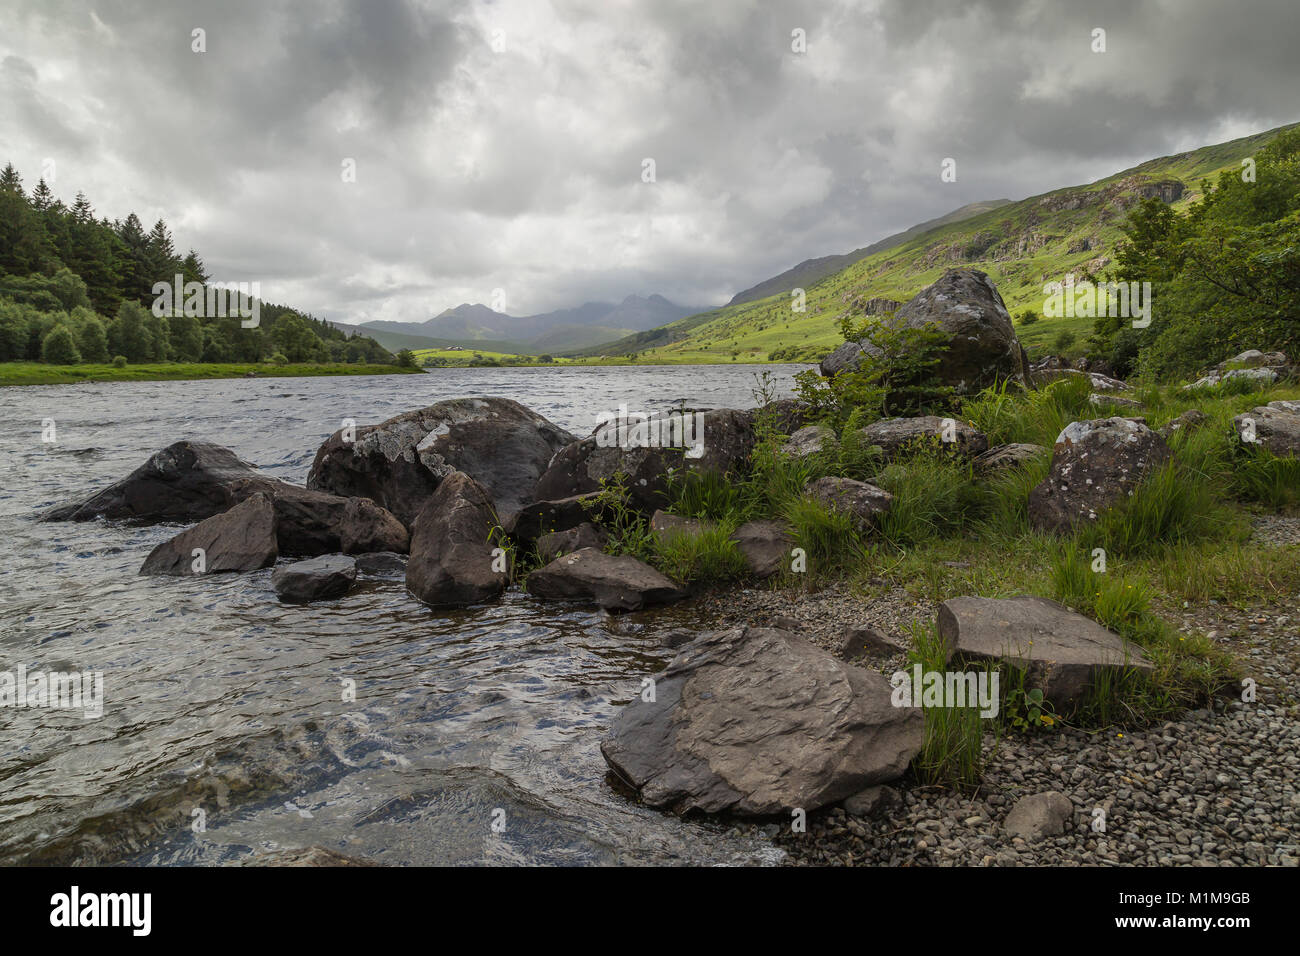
0,365 -> 801,865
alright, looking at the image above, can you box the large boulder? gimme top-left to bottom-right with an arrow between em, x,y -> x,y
44,441 -> 264,523
1028,418 -> 1171,533
139,492 -> 278,576
44,440 -> 408,557
272,555 -> 357,603
405,472 -> 509,608
729,520 -> 793,579
804,476 -> 893,530
531,408 -> 756,513
526,548 -> 685,611
819,269 -> 1028,394
859,415 -> 989,461
938,596 -> 1154,711
1234,402 -> 1300,457
600,626 -> 924,816
307,398 -> 576,528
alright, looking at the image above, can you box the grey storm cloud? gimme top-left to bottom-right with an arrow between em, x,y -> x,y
0,0 -> 1296,325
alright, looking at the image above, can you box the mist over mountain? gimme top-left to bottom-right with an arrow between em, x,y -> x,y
350,293 -> 703,353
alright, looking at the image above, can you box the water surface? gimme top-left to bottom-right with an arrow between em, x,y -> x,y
0,365 -> 801,865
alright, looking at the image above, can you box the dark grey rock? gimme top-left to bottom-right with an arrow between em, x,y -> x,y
272,554 -> 357,603
139,493 -> 278,576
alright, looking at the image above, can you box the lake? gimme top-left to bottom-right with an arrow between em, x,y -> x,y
0,364 -> 804,865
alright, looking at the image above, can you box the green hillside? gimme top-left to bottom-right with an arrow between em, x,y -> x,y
585,124 -> 1296,366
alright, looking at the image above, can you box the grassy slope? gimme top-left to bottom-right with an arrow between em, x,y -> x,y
584,124 -> 1296,366
0,362 -> 423,387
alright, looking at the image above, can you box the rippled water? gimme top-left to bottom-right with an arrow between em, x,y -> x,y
0,365 -> 802,866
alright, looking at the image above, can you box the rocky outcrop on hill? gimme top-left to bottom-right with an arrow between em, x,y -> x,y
818,269 -> 1028,395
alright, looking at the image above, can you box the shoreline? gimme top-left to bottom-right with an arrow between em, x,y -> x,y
0,362 -> 426,387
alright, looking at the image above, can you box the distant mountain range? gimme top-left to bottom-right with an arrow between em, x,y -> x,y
331,294 -> 702,355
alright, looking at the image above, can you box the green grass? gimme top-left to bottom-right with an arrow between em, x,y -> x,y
0,361 -> 423,386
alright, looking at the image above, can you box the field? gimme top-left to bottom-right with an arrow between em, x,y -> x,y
0,362 -> 423,387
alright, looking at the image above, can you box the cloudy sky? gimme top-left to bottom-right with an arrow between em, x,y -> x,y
2,0 -> 1297,324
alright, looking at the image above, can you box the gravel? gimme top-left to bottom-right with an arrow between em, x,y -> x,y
679,548 -> 1300,866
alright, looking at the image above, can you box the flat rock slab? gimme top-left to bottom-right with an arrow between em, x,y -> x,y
272,554 -> 357,603
601,626 -> 923,816
139,493 -> 278,576
938,595 -> 1154,711
527,547 -> 685,612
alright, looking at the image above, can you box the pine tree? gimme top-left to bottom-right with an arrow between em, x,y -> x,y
31,178 -> 54,211
181,249 -> 209,285
71,192 -> 94,224
0,163 -> 23,197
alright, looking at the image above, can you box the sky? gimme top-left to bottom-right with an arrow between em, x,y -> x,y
2,0 -> 1297,325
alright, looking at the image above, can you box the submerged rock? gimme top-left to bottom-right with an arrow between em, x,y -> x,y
600,626 -> 923,816
272,554 -> 357,603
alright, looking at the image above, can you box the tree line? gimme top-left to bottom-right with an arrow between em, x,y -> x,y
0,163 -> 394,366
